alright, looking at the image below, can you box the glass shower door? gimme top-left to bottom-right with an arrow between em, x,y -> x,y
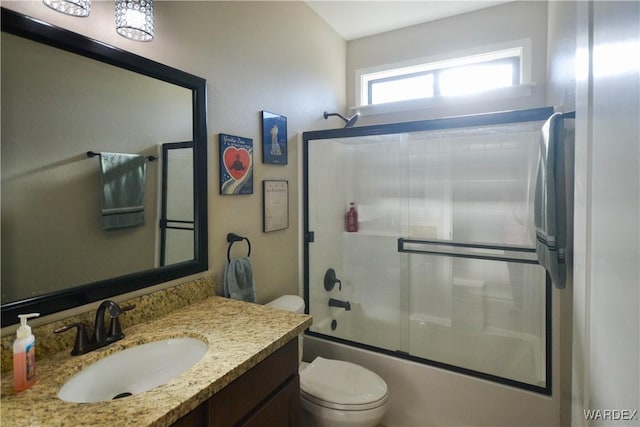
303,107 -> 554,394
306,134 -> 406,353
401,122 -> 549,390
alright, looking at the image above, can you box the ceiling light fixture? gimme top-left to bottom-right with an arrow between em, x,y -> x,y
42,0 -> 154,42
43,0 -> 91,17
115,0 -> 154,42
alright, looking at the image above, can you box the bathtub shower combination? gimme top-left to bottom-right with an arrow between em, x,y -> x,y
303,107 -> 558,395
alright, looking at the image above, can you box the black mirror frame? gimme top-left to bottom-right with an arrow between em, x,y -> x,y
1,8 -> 209,326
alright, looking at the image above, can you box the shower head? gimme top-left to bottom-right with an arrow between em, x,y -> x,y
345,112 -> 360,128
323,111 -> 360,128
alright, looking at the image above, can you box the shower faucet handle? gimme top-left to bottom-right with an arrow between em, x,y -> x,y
324,268 -> 342,291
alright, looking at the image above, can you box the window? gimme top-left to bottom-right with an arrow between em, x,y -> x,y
360,46 -> 525,106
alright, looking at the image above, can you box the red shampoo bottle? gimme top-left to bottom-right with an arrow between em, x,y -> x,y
345,202 -> 358,232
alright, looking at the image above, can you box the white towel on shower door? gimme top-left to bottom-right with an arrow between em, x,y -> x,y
534,112 -> 567,289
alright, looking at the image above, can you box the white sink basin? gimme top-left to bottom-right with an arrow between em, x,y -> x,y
58,337 -> 207,403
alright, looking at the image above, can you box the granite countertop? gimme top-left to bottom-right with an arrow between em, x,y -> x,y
1,296 -> 312,427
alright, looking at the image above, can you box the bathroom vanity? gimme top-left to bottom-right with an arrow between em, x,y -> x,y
0,296 -> 311,426
173,339 -> 300,426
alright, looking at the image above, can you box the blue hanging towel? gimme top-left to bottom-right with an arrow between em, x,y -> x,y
223,257 -> 256,302
100,152 -> 146,231
534,113 -> 567,289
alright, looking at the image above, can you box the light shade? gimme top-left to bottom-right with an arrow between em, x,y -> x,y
43,0 -> 91,17
115,0 -> 154,42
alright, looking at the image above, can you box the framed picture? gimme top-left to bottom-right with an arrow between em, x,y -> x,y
219,133 -> 253,195
263,180 -> 289,232
261,111 -> 287,165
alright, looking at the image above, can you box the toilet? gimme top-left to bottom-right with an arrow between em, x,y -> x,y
267,295 -> 389,427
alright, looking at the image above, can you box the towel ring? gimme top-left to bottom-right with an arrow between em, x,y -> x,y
227,233 -> 251,263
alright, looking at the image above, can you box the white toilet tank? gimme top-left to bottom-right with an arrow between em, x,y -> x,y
266,295 -> 305,362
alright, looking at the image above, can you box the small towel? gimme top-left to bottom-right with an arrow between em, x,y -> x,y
534,113 -> 567,289
100,152 -> 146,231
223,257 -> 256,302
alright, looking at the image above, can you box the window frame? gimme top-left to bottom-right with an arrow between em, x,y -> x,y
367,56 -> 521,105
355,39 -> 532,109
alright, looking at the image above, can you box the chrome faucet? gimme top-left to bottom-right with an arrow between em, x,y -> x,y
328,298 -> 351,311
55,300 -> 135,355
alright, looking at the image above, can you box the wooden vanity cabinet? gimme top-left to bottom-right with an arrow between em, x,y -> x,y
172,338 -> 300,427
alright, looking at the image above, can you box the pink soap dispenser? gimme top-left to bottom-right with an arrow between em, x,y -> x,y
13,313 -> 39,392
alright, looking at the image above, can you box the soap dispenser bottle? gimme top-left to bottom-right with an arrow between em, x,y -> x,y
13,313 -> 39,392
345,202 -> 359,232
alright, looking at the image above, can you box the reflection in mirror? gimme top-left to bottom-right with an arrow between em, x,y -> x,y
160,142 -> 195,266
2,32 -> 192,303
1,8 -> 208,325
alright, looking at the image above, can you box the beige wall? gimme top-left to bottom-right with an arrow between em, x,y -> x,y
572,1 -> 640,425
2,1 -> 346,315
346,1 -> 549,124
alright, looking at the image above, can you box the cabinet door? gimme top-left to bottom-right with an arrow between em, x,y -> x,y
241,376 -> 300,427
171,403 -> 207,427
209,339 -> 298,426
171,339 -> 300,427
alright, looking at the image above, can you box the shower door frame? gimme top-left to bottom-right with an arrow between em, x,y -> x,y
302,106 -> 555,395
159,141 -> 195,267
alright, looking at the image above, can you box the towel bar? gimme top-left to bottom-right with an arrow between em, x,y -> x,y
397,238 -> 539,264
227,233 -> 251,263
87,151 -> 157,162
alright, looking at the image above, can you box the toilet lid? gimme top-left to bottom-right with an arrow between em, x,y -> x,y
300,357 -> 388,407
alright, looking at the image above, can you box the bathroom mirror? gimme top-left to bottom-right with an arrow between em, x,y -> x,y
1,8 -> 208,326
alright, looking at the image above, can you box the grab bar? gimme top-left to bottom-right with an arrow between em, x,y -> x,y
397,238 -> 539,264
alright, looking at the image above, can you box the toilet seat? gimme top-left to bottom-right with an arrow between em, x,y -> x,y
301,389 -> 388,411
300,357 -> 388,411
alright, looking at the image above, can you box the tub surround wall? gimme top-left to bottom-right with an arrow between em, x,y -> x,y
1,277 -> 214,374
1,293 -> 312,426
